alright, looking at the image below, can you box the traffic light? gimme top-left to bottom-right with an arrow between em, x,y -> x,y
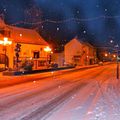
15,43 -> 21,66
15,52 -> 19,58
49,54 -> 52,64
15,43 -> 21,52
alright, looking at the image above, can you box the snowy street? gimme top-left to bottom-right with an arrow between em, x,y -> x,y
0,64 -> 120,120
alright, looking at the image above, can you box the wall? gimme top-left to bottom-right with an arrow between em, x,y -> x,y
51,52 -> 64,67
1,43 -> 48,69
65,39 -> 83,65
64,38 -> 96,66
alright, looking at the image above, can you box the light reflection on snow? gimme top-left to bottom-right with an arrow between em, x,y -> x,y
33,81 -> 36,83
87,111 -> 93,115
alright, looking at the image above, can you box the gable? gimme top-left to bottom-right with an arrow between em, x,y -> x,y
65,38 -> 82,48
0,18 -> 48,46
9,26 -> 48,45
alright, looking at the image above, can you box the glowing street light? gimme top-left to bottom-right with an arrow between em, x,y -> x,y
113,54 -> 116,58
44,46 -> 51,52
44,46 -> 52,66
0,37 -> 12,69
110,39 -> 119,79
105,53 -> 108,57
0,37 -> 12,45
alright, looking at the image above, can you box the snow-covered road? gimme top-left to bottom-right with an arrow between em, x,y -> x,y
0,64 -> 120,120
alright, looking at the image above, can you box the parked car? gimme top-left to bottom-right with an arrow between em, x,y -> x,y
49,62 -> 58,68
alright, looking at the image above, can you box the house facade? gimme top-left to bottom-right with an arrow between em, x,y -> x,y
64,37 -> 97,66
0,18 -> 50,70
51,52 -> 65,67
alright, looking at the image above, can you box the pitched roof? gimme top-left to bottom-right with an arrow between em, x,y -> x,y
0,18 -> 48,46
67,36 -> 94,48
9,26 -> 48,45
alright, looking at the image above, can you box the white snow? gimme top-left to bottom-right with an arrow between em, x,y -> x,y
0,64 -> 120,120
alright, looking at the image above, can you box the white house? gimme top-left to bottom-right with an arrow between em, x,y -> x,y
64,37 -> 97,66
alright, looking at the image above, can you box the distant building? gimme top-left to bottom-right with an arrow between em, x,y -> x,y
0,18 -> 50,70
97,48 -> 117,62
51,52 -> 65,67
64,37 -> 97,66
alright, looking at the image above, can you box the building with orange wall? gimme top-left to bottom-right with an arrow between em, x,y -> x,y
0,18 -> 50,70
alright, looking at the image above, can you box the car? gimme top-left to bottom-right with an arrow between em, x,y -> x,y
49,63 -> 58,68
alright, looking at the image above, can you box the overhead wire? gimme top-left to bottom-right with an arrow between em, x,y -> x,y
10,15 -> 120,26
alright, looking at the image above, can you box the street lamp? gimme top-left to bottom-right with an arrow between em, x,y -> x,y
113,54 -> 116,58
44,46 -> 52,66
105,53 -> 108,57
110,40 -> 119,79
0,37 -> 12,69
115,44 -> 119,79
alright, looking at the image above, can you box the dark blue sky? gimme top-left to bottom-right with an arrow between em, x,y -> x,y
0,0 -> 120,50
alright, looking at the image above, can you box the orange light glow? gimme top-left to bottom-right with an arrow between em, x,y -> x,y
113,54 -> 116,58
51,51 -> 53,54
44,46 -> 52,52
0,37 -> 12,46
20,34 -> 22,37
105,53 -> 108,57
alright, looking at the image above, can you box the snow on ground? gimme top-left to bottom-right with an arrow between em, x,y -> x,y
0,64 -> 120,120
45,65 -> 120,120
0,69 -> 94,120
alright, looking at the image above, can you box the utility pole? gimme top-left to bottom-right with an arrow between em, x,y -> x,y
115,44 -> 119,79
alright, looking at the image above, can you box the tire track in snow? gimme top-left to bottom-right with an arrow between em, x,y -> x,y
20,67 -> 108,120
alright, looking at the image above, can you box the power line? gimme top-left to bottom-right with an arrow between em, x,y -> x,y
11,15 -> 120,26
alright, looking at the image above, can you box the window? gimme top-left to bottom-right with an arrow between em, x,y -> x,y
33,51 -> 40,58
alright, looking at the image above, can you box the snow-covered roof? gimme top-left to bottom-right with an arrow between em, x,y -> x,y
0,18 -> 48,46
9,26 -> 48,45
66,36 -> 94,48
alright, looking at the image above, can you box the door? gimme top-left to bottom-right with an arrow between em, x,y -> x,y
0,54 -> 9,67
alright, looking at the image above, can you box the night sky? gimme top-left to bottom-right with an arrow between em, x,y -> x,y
0,0 -> 120,51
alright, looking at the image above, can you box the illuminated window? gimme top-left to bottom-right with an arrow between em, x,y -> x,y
33,51 -> 40,58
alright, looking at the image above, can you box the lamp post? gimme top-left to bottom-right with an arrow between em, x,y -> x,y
105,53 -> 108,57
44,46 -> 52,67
115,44 -> 119,79
110,40 -> 119,79
0,37 -> 12,69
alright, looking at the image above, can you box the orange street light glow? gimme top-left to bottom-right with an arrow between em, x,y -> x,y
44,46 -> 52,52
113,54 -> 116,58
105,53 -> 108,57
0,37 -> 12,45
20,33 -> 22,37
51,51 -> 53,54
